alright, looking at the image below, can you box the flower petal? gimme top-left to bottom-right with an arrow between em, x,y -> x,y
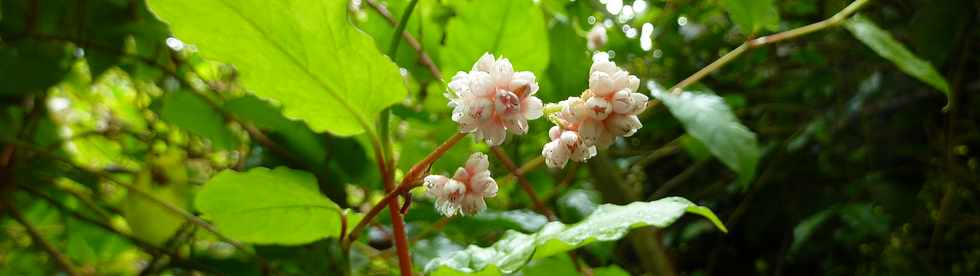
473,53 -> 495,72
612,90 -> 635,114
465,152 -> 490,174
589,72 -> 615,97
585,96 -> 611,120
543,140 -> 571,169
578,119 -> 602,146
460,195 -> 487,215
481,121 -> 508,146
522,96 -> 544,120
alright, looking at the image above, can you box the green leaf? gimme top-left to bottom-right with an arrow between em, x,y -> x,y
147,0 -> 407,136
720,0 -> 780,34
159,90 -> 238,150
541,20 -> 589,102
424,197 -> 726,274
356,0 -> 447,82
522,255 -> 580,276
224,95 -> 327,167
441,0 -> 549,78
0,40 -> 74,96
124,158 -> 190,246
195,167 -> 359,245
651,87 -> 761,188
844,15 -> 951,110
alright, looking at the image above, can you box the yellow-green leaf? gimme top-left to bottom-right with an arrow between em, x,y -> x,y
195,167 -> 360,245
147,0 -> 407,136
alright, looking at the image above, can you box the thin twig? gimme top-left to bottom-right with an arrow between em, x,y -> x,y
4,202 -> 82,276
928,14 -> 975,256
22,33 -> 307,171
19,185 -> 218,274
1,139 -> 269,267
542,162 -> 581,203
344,132 -> 467,247
630,140 -> 681,171
652,0 -> 872,101
489,147 -> 556,220
501,156 -> 544,182
365,0 -> 443,80
650,159 -> 708,199
139,221 -> 195,276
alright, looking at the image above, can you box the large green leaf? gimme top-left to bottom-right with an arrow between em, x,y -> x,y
844,15 -> 951,110
441,0 -> 549,78
147,0 -> 407,136
424,197 -> 726,274
160,90 -> 238,151
720,0 -> 780,34
195,167 -> 361,245
651,87 -> 761,188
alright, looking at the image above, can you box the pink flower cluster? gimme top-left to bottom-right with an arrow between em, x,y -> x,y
423,153 -> 498,216
446,53 -> 544,146
542,53 -> 649,169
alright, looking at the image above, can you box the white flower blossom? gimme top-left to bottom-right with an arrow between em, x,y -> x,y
542,126 -> 597,169
446,53 -> 543,146
541,53 -> 648,168
587,25 -> 608,50
424,152 -> 498,216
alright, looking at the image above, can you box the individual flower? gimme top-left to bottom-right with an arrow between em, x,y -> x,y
446,53 -> 543,146
541,53 -> 649,169
542,126 -> 597,169
587,25 -> 608,50
424,152 -> 498,216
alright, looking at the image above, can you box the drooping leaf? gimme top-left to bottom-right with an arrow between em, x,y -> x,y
195,167 -> 361,245
650,86 -> 761,188
424,197 -> 726,274
844,15 -> 951,110
719,0 -> 780,34
159,90 -> 238,150
147,0 -> 407,136
441,0 -> 549,78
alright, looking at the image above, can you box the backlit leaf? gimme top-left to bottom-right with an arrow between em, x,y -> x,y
147,0 -> 407,136
195,167 -> 361,245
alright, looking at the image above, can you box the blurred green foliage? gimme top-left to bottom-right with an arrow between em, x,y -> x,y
1,0 -> 977,275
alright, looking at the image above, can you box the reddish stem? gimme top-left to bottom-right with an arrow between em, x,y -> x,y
344,132 -> 467,247
489,146 -> 556,220
386,194 -> 412,276
375,126 -> 412,275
